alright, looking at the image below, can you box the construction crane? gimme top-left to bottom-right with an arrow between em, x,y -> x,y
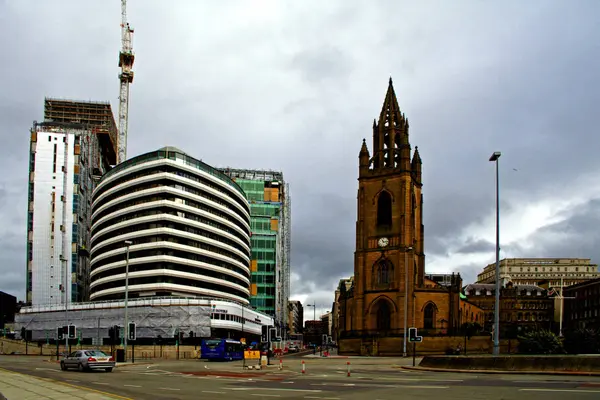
117,0 -> 135,164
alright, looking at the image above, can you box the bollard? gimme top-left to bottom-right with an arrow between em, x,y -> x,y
279,358 -> 283,370
347,361 -> 351,377
302,360 -> 306,374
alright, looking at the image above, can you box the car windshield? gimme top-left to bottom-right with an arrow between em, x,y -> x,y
84,350 -> 108,357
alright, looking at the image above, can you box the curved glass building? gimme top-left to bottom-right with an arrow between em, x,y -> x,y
89,147 -> 251,304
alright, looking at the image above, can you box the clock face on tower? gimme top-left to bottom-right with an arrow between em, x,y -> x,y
378,237 -> 389,248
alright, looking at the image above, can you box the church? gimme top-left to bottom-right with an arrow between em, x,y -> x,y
336,79 -> 484,356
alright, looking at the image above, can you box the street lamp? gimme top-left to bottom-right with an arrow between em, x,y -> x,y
123,240 -> 133,362
403,246 -> 413,357
489,151 -> 501,356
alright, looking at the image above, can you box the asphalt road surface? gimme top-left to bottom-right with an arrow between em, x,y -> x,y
1,355 -> 600,400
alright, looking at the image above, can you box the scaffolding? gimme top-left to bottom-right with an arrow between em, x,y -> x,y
44,98 -> 118,165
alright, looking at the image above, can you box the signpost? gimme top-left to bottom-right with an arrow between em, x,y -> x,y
243,350 -> 261,369
408,327 -> 423,367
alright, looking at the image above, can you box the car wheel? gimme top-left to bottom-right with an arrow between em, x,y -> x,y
78,363 -> 85,372
60,362 -> 66,371
105,368 -> 113,372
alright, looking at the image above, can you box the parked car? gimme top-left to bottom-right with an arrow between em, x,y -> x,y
60,349 -> 115,372
288,344 -> 300,353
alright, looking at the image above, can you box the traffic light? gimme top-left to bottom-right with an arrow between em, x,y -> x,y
68,325 -> 76,339
128,322 -> 136,341
108,326 -> 115,340
57,327 -> 64,340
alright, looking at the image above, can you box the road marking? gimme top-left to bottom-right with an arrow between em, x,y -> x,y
202,391 -> 226,394
520,389 -> 600,393
34,367 -> 59,372
124,384 -> 142,388
159,387 -> 181,391
251,395 -> 280,398
231,388 -> 323,393
93,382 -> 110,385
65,379 -> 80,383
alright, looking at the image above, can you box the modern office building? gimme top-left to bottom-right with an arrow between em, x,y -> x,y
288,300 -> 304,334
219,168 -> 291,336
89,147 -> 252,304
26,98 -> 117,306
476,258 -> 600,288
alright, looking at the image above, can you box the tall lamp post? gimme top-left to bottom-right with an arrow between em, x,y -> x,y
403,246 -> 413,357
123,240 -> 133,362
489,151 -> 501,356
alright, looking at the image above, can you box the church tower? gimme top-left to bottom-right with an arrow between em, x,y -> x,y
351,78 -> 425,334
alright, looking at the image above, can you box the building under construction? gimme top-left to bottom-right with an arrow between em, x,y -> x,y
26,98 -> 117,306
218,168 -> 291,339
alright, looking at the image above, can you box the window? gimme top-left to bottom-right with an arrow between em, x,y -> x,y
424,303 -> 435,329
376,191 -> 392,228
375,260 -> 392,285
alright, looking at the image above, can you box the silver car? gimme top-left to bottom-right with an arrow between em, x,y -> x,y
60,349 -> 115,372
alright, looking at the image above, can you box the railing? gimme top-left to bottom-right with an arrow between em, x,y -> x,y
338,328 -> 457,339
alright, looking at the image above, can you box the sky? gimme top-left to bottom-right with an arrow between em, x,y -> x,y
1,0 -> 599,320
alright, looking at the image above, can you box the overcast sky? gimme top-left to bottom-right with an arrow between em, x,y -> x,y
1,0 -> 599,319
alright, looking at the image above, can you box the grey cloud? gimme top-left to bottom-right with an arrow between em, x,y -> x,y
1,0 -> 599,305
456,238 -> 496,255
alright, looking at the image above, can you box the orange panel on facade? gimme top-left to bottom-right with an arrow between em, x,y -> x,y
270,218 -> 279,231
251,260 -> 258,272
270,188 -> 279,202
250,284 -> 257,296
31,131 -> 37,142
74,165 -> 80,174
74,144 -> 81,155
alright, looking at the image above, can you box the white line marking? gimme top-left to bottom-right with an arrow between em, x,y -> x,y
520,389 -> 600,393
65,379 -> 80,383
124,384 -> 142,388
231,388 -> 323,393
159,387 -> 181,391
92,382 -> 110,385
251,395 -> 280,398
202,391 -> 225,394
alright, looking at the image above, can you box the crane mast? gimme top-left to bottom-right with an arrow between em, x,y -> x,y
117,0 -> 134,164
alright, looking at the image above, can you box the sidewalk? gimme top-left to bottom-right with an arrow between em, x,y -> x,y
0,368 -> 127,399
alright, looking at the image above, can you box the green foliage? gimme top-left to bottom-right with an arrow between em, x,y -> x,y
517,329 -> 564,355
563,328 -> 600,354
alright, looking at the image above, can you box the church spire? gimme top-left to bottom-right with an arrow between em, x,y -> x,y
372,77 -> 410,170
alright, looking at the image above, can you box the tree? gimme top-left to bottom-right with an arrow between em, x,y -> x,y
517,329 -> 564,355
460,322 -> 482,354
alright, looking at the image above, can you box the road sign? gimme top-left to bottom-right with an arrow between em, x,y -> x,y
244,350 -> 260,360
408,327 -> 423,343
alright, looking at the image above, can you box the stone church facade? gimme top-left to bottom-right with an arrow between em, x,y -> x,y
337,79 -> 483,356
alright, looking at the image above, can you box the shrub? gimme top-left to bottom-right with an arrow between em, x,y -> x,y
563,328 -> 600,354
517,329 -> 564,355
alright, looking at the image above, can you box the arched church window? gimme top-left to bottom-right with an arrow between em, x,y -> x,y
424,303 -> 435,329
377,191 -> 392,228
376,260 -> 392,285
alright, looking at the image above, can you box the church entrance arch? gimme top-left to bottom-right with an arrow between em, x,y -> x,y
369,296 -> 396,333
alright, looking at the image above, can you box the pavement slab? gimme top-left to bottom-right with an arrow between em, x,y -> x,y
0,367 -> 128,400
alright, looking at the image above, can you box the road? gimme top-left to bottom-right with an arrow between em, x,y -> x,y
1,355 -> 600,399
